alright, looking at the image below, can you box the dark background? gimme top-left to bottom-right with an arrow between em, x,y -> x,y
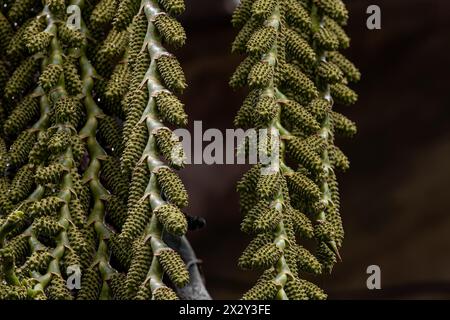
174,0 -> 450,299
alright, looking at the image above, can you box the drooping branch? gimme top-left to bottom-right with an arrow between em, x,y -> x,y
111,0 -> 210,300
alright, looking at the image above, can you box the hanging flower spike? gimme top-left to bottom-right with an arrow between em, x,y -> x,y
114,0 -> 204,300
231,0 -> 360,299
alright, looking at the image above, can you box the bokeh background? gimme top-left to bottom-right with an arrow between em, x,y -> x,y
175,0 -> 450,299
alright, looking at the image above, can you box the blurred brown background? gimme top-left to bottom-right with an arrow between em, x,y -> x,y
175,0 -> 450,299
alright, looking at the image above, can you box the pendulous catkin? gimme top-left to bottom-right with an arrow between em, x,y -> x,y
231,0 -> 360,299
0,0 -> 359,301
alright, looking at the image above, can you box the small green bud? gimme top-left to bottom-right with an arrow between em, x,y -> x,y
152,286 -> 179,300
154,204 -> 188,236
155,166 -> 189,208
157,248 -> 190,287
246,26 -> 277,56
154,13 -> 186,48
330,83 -> 358,105
156,55 -> 187,93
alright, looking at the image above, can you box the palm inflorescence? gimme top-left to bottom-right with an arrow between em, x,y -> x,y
0,0 -> 359,300
231,0 -> 360,299
0,0 -> 193,300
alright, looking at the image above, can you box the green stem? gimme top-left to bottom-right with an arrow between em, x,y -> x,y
256,4 -> 292,300
141,0 -> 172,294
311,6 -> 333,223
79,49 -> 116,291
138,0 -> 188,296
75,0 -> 116,298
28,6 -> 76,295
309,5 -> 342,258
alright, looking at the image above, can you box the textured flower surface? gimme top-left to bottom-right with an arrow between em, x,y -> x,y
0,0 -> 359,301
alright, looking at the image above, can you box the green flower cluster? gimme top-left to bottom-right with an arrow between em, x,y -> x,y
231,0 -> 360,299
0,0 -> 360,301
0,0 -> 196,300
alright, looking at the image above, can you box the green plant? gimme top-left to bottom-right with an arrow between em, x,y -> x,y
112,0 -> 194,300
0,0 -> 359,301
0,0 -> 93,300
231,0 -> 359,299
0,0 -> 208,300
